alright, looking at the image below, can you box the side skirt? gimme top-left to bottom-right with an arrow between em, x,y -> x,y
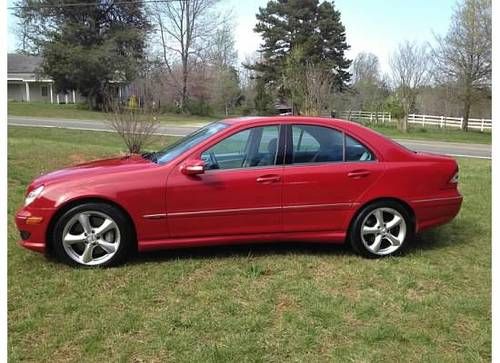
138,230 -> 347,252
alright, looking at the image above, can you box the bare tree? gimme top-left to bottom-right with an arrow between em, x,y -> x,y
283,47 -> 333,116
432,0 -> 491,131
352,52 -> 380,84
149,0 -> 224,110
107,102 -> 160,154
303,62 -> 334,116
390,41 -> 430,132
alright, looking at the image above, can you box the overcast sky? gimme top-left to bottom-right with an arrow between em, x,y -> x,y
7,0 -> 457,74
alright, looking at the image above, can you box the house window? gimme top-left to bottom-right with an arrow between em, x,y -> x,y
41,86 -> 48,97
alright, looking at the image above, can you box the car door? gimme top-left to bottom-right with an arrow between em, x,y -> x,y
283,124 -> 385,232
166,124 -> 284,238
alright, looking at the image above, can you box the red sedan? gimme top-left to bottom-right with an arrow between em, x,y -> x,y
15,117 -> 462,266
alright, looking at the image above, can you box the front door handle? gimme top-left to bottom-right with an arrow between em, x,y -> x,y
347,170 -> 371,178
256,174 -> 281,184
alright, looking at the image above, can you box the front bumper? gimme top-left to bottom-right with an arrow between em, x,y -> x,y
15,207 -> 56,253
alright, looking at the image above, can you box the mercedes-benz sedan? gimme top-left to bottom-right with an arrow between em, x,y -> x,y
15,116 -> 462,266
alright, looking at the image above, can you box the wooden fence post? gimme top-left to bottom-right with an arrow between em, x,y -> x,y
422,115 -> 425,126
382,112 -> 385,123
481,119 -> 484,132
460,117 -> 464,129
440,116 -> 444,128
370,113 -> 373,123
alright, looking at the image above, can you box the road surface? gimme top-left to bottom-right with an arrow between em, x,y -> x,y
8,115 -> 491,159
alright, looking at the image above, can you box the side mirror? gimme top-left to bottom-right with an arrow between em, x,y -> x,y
181,159 -> 205,176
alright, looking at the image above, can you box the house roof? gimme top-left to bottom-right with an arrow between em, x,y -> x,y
8,53 -> 43,74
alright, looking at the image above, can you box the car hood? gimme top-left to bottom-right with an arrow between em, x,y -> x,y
31,155 -> 156,187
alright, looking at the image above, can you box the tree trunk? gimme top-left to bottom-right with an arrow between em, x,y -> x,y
462,92 -> 471,132
181,63 -> 188,111
401,102 -> 409,133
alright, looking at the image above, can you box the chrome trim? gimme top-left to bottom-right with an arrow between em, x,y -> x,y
143,213 -> 167,219
411,196 -> 462,204
168,206 -> 281,217
283,203 -> 352,210
168,203 -> 353,218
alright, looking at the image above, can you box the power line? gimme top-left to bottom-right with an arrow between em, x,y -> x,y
8,0 -> 183,10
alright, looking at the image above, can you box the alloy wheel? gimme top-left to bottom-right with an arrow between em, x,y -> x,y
360,207 -> 407,256
61,210 -> 121,266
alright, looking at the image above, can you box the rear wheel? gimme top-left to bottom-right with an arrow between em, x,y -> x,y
349,201 -> 413,257
52,202 -> 133,267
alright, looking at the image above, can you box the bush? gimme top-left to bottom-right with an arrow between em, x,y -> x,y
186,99 -> 213,116
384,97 -> 405,120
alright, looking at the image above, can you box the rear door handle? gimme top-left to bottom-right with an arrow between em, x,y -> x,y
347,170 -> 371,178
256,174 -> 281,184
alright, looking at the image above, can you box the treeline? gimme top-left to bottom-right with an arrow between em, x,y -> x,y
14,0 -> 491,131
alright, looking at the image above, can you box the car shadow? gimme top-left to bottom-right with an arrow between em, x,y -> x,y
128,226 -> 470,264
129,241 -> 352,264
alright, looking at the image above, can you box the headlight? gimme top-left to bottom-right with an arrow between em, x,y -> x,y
25,185 -> 45,206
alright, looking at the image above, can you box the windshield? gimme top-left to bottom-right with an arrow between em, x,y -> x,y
155,122 -> 229,165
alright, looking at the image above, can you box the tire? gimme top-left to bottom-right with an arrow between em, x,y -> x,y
52,202 -> 134,267
349,200 -> 414,258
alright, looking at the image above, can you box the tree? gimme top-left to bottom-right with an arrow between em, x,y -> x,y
150,0 -> 224,111
349,52 -> 388,115
351,52 -> 380,84
107,102 -> 160,154
432,0 -> 491,131
390,41 -> 430,132
251,0 -> 351,92
282,47 -> 333,115
14,0 -> 149,110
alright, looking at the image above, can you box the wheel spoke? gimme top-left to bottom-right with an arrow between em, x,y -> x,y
78,213 -> 92,234
385,233 -> 401,246
63,232 -> 86,245
94,218 -> 115,237
362,225 -> 379,235
386,215 -> 402,230
81,244 -> 95,263
98,241 -> 117,254
374,209 -> 384,227
370,235 -> 383,252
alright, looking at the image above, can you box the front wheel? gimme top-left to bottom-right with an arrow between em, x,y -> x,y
52,202 -> 133,267
349,201 -> 413,258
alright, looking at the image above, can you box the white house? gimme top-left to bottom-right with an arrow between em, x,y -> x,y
7,53 -> 84,104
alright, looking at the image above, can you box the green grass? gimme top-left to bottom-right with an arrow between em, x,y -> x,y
8,126 -> 491,362
371,124 -> 492,145
8,102 -> 215,125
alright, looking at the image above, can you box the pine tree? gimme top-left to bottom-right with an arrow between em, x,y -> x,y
251,0 -> 351,92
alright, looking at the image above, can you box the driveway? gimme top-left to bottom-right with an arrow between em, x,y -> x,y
8,115 -> 492,159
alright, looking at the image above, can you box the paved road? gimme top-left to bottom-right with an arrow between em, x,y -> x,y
8,115 -> 491,159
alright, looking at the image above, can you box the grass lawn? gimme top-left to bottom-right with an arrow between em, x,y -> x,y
8,102 -> 215,125
371,124 -> 492,145
8,126 -> 491,362
9,102 -> 492,145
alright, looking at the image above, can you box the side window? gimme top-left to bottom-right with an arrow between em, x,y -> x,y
291,125 -> 343,164
41,86 -> 48,97
345,135 -> 375,161
201,126 -> 280,170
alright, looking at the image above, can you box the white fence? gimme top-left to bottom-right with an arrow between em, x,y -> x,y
338,111 -> 392,123
407,114 -> 491,132
338,110 -> 492,132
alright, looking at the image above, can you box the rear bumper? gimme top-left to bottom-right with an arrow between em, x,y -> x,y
15,207 -> 56,253
411,195 -> 463,232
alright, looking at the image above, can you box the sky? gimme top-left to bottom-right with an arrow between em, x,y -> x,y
7,0 -> 457,74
